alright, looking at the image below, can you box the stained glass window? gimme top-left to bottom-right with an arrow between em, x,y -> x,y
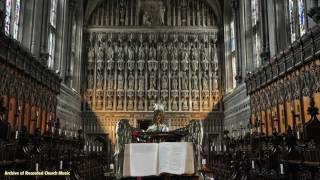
251,0 -> 258,27
230,20 -> 235,51
298,0 -> 306,36
47,32 -> 55,68
50,0 -> 57,27
48,0 -> 58,69
13,0 -> 20,39
289,0 -> 296,42
251,0 -> 260,69
5,0 -> 12,35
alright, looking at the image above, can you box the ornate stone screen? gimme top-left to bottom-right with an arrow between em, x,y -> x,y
83,0 -> 223,143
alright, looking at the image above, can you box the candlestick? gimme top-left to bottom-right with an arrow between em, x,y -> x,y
280,163 -> 284,174
15,130 -> 19,139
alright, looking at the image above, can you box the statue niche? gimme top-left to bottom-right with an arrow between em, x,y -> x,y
139,0 -> 166,26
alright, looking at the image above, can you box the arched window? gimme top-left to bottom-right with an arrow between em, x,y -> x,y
4,0 -> 21,40
225,16 -> 236,91
289,0 -> 296,42
288,0 -> 306,43
48,0 -> 57,69
298,0 -> 306,36
13,0 -> 20,39
4,0 -> 12,35
251,0 -> 260,69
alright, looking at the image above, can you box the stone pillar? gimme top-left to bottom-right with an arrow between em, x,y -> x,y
260,0 -> 270,65
31,0 -> 44,58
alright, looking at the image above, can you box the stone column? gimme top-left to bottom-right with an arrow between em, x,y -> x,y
31,0 -> 44,58
259,0 -> 270,65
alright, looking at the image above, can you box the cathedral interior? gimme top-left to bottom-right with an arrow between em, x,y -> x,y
0,0 -> 320,179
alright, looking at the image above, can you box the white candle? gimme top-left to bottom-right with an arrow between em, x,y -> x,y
84,145 -> 86,151
89,145 -> 91,152
110,164 -> 114,170
250,129 -> 253,134
214,146 -> 217,151
251,160 -> 255,169
36,163 -> 39,171
297,131 -> 300,140
224,145 -> 227,151
219,145 -> 222,151
59,129 -> 62,135
15,130 -> 19,139
280,163 -> 284,174
202,159 -> 206,165
60,160 -> 63,170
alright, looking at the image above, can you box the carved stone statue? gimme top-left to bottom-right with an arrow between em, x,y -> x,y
172,98 -> 178,110
182,47 -> 189,61
182,98 -> 188,110
171,73 -> 178,90
106,45 -> 114,60
181,72 -> 189,90
161,46 -> 168,60
118,46 -> 124,60
202,74 -> 209,90
88,47 -> 95,62
107,74 -> 114,90
97,46 -> 104,60
149,46 -> 156,60
171,57 -> 179,71
87,73 -> 94,89
138,46 -> 145,60
138,72 -> 145,90
97,72 -> 104,89
212,76 -> 218,90
161,59 -> 168,71
149,72 -> 157,89
161,73 -> 168,90
128,72 -> 135,90
107,98 -> 113,109
143,11 -> 152,25
127,46 -> 134,60
192,73 -> 198,90
172,47 -> 178,60
127,99 -> 133,109
117,73 -> 124,90
191,46 -> 198,60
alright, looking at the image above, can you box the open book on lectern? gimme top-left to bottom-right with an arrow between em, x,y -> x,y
123,142 -> 194,177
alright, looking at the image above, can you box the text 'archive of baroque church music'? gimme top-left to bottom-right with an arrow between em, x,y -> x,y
83,0 -> 224,143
